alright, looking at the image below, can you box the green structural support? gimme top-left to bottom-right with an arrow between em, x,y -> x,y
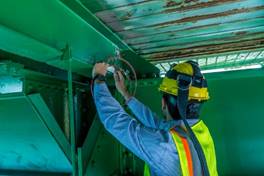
0,0 -> 117,77
0,0 -> 159,77
59,0 -> 159,76
0,93 -> 72,174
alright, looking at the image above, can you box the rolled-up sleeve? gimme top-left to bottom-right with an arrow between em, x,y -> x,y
93,83 -> 169,167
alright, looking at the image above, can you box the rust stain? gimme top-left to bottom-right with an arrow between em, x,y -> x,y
235,31 -> 248,36
124,22 -> 221,40
128,22 -> 221,45
185,0 -> 199,3
164,0 -> 240,13
164,0 -> 200,8
153,5 -> 264,29
131,17 -> 263,45
146,38 -> 264,61
121,10 -> 135,20
114,0 -> 154,9
93,0 -> 154,13
164,0 -> 183,8
137,31 -> 264,51
100,0 -> 239,23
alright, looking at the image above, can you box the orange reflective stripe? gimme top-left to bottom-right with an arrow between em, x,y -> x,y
171,129 -> 194,176
144,120 -> 218,176
181,137 -> 194,176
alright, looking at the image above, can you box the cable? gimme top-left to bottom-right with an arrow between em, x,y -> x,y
90,52 -> 138,99
116,57 -> 138,98
177,75 -> 210,176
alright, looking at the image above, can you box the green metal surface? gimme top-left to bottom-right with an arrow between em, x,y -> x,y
201,68 -> 264,175
85,129 -> 121,176
61,45 -> 78,176
81,0 -> 264,62
59,0 -> 159,76
28,94 -> 71,161
0,0 -> 117,76
0,0 -> 264,175
0,59 -> 92,175
0,0 -> 158,77
2,63 -> 262,175
0,93 -> 71,174
79,116 -> 103,175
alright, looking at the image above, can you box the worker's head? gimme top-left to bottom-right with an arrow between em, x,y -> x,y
159,61 -> 209,120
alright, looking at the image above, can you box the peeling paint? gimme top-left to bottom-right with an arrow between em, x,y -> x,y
82,0 -> 264,62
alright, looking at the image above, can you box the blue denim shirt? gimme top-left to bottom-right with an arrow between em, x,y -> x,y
93,83 -> 202,176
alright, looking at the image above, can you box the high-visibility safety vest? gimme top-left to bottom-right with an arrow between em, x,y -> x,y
144,120 -> 218,176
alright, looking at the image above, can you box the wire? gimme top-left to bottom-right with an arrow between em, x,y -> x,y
117,57 -> 138,98
90,52 -> 138,99
106,51 -> 138,98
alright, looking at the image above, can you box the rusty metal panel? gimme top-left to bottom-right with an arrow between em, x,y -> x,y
81,0 -> 264,63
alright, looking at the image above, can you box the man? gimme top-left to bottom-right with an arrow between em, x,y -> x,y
92,61 -> 218,176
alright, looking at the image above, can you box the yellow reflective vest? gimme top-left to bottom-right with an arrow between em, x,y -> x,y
144,120 -> 218,176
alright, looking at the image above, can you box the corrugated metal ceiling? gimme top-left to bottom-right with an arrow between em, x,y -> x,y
81,0 -> 264,64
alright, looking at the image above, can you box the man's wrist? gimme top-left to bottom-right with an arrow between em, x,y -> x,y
93,74 -> 106,82
94,79 -> 105,84
122,91 -> 132,101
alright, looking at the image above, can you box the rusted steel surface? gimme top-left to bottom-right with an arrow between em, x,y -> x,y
81,0 -> 153,13
81,0 -> 264,63
133,27 -> 264,51
148,6 -> 264,30
95,0 -> 241,24
119,10 -> 264,39
106,1 -> 264,32
146,38 -> 264,61
127,18 -> 264,45
142,32 -> 264,56
163,0 -> 240,13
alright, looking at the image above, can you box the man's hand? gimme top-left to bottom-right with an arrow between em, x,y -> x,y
92,63 -> 109,78
114,71 -> 131,101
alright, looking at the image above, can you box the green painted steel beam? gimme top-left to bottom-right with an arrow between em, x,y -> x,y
0,25 -> 62,62
60,0 -> 131,51
0,0 -> 118,60
80,116 -> 103,175
0,93 -> 72,173
0,0 -> 117,77
59,0 -> 159,76
28,94 -> 71,161
67,52 -> 77,176
0,0 -> 159,77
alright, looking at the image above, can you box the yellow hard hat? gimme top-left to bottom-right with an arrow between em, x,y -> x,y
159,61 -> 209,101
